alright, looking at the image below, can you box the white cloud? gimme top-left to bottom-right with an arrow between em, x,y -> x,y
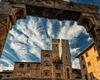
58,22 -> 87,43
87,37 -> 92,42
1,16 -> 89,71
70,47 -> 80,68
64,0 -> 70,2
67,22 -> 86,40
0,64 -> 13,72
72,58 -> 80,69
70,47 -> 80,55
47,20 -> 54,38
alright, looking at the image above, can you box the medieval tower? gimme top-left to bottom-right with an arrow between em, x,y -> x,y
40,39 -> 74,79
8,39 -> 75,80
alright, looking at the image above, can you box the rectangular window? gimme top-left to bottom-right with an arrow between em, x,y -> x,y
27,64 -> 30,68
83,64 -> 86,69
94,46 -> 96,51
81,56 -> 84,60
56,65 -> 60,70
19,64 -> 24,68
85,74 -> 88,79
0,75 -> 2,79
90,72 -> 94,79
97,56 -> 99,61
45,72 -> 48,76
66,56 -> 67,59
85,52 -> 89,57
88,61 -> 91,66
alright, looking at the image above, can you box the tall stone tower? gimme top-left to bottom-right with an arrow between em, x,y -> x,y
12,39 -> 74,80
50,39 -> 60,62
59,39 -> 73,79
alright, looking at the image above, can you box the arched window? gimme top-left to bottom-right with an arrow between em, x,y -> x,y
44,70 -> 50,76
66,68 -> 70,79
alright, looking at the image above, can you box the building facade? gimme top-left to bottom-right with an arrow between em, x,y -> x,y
77,42 -> 100,80
0,70 -> 13,79
1,39 -> 82,80
13,39 -> 74,80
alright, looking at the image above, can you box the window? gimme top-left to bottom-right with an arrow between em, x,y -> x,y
43,70 -> 50,76
83,64 -> 86,69
19,64 -> 24,68
88,61 -> 91,66
45,72 -> 48,76
81,56 -> 84,60
66,68 -> 70,79
85,74 -> 88,79
85,52 -> 89,57
7,75 -> 10,77
0,75 -> 2,79
56,65 -> 60,70
56,45 -> 58,47
36,64 -> 38,67
90,72 -> 94,79
97,56 -> 100,61
27,64 -> 30,68
94,46 -> 96,51
66,56 -> 67,59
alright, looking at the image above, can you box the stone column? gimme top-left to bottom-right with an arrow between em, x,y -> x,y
0,15 -> 12,57
0,1 -> 26,57
77,13 -> 100,56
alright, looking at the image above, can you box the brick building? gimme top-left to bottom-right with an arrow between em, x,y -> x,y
77,42 -> 100,80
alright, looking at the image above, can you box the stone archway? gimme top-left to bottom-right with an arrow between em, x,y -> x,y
0,0 -> 100,57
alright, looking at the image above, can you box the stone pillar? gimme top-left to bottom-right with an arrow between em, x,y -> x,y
0,1 -> 26,57
0,15 -> 12,57
77,13 -> 100,56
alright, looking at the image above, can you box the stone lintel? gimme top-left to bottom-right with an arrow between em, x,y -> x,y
26,1 -> 99,20
2,0 -> 99,21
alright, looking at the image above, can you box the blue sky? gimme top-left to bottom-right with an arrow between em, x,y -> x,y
0,0 -> 100,71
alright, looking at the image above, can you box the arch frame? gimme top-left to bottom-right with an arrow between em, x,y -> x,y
0,0 -> 100,57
